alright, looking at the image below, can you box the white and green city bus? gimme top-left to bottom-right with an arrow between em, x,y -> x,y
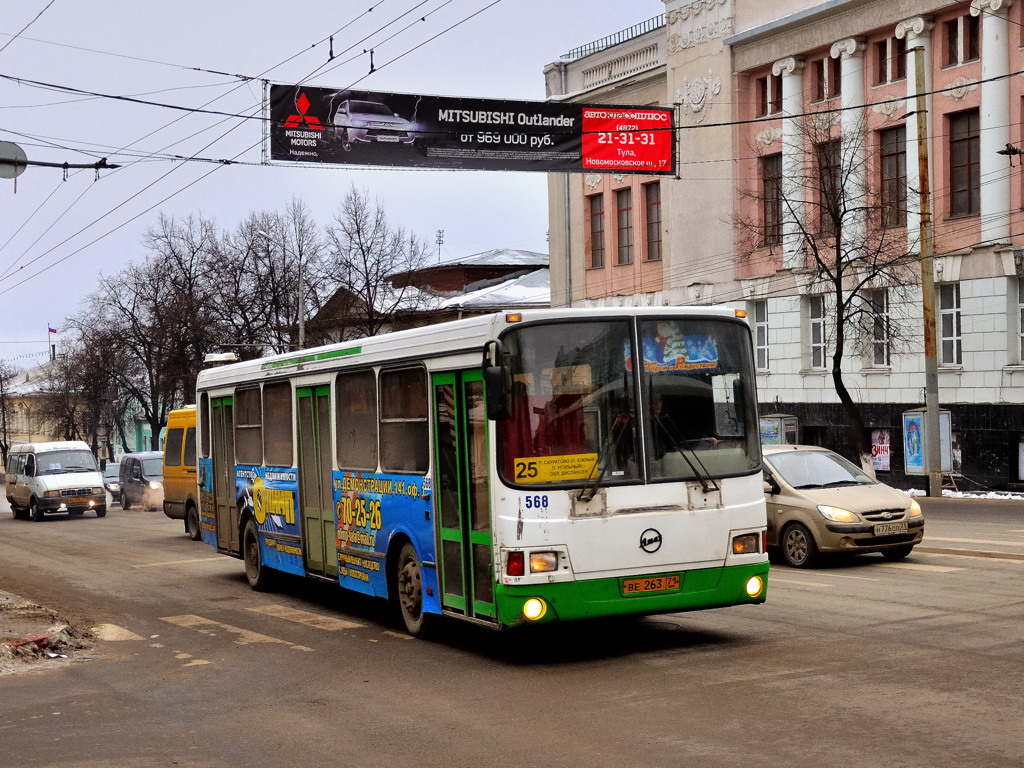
195,307 -> 769,636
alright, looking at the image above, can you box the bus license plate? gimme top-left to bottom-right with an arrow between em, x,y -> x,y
622,574 -> 681,596
68,497 -> 88,504
874,522 -> 908,536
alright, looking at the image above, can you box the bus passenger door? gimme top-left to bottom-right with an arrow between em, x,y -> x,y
433,371 -> 495,622
296,386 -> 336,578
210,397 -> 239,553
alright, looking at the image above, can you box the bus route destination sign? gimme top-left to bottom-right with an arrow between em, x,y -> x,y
268,84 -> 675,175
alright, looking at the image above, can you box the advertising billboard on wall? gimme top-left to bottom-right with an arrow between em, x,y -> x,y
268,84 -> 675,174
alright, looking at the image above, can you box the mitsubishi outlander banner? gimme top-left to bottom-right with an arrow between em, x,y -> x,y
268,84 -> 675,175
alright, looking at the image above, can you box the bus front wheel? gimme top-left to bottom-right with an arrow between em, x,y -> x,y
396,541 -> 432,638
243,518 -> 273,591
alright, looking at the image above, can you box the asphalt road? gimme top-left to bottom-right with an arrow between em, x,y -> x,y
0,495 -> 1021,768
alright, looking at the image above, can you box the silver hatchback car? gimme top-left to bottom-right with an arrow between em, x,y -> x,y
762,445 -> 925,567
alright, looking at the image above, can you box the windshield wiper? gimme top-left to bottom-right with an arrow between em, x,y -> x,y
653,416 -> 719,493
578,411 -> 633,503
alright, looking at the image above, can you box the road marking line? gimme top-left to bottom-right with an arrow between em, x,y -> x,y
874,562 -> 962,573
914,546 -> 1024,562
247,604 -> 364,630
134,557 -> 225,568
764,577 -> 831,588
925,536 -> 1024,547
159,614 -> 315,651
91,624 -> 144,641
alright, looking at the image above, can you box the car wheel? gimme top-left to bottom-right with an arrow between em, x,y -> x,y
186,504 -> 202,541
781,522 -> 818,568
340,128 -> 353,152
243,518 -> 273,591
120,490 -> 131,510
30,501 -> 44,522
881,544 -> 914,561
95,506 -> 106,518
395,541 -> 433,638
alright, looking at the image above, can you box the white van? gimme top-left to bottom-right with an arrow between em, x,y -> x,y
5,441 -> 107,521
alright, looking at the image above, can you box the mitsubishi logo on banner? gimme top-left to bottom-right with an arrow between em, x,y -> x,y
283,92 -> 323,130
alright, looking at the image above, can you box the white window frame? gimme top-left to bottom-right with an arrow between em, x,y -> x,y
870,289 -> 891,366
939,283 -> 962,365
809,295 -> 827,370
753,300 -> 769,371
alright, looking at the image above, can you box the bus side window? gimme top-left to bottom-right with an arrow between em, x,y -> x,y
379,367 -> 428,473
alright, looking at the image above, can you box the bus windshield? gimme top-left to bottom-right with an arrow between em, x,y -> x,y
498,317 -> 760,488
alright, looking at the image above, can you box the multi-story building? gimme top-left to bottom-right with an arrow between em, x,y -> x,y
546,0 -> 1024,491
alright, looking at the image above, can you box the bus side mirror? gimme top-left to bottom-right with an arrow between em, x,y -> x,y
482,339 -> 511,421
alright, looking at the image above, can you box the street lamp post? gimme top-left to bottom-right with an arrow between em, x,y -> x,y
257,230 -> 305,350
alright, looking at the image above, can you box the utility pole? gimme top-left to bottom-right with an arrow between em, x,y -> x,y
435,229 -> 444,263
913,45 -> 942,497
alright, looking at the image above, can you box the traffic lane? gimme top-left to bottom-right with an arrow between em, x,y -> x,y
914,497 -> 1024,559
3,562 -> 1019,768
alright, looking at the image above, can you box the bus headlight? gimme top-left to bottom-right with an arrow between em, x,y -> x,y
732,534 -> 760,554
529,552 -> 558,572
522,598 -> 547,621
745,575 -> 765,598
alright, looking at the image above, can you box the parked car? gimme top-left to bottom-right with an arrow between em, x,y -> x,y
162,405 -> 201,540
5,441 -> 106,521
119,451 -> 164,511
762,444 -> 924,567
102,462 -> 120,498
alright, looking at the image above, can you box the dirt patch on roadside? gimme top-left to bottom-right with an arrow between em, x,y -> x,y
0,591 -> 94,675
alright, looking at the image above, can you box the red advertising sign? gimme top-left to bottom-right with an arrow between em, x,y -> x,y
580,107 -> 674,173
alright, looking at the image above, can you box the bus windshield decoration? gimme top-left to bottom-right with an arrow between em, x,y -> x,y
194,308 -> 768,638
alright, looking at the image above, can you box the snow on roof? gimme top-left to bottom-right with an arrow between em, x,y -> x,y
437,269 -> 550,309
434,248 -> 549,269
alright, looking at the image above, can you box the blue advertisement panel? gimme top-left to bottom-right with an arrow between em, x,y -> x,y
333,470 -> 438,613
240,466 -> 304,576
198,457 -> 217,548
903,412 -> 924,474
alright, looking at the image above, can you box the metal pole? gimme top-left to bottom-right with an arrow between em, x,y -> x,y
297,252 -> 305,350
913,46 -> 942,497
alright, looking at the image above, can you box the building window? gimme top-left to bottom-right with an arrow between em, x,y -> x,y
813,56 -> 841,101
809,295 -> 827,369
762,153 -> 783,245
616,188 -> 633,265
643,182 -> 662,261
1017,279 -> 1024,362
754,300 -> 769,370
869,289 -> 891,366
940,283 -> 962,365
587,194 -> 604,269
944,14 -> 980,66
874,36 -> 907,84
880,126 -> 907,228
817,141 -> 841,237
950,110 -> 980,216
756,73 -> 783,116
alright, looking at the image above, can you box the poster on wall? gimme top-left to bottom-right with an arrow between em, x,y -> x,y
268,84 -> 675,174
902,410 -> 953,475
871,429 -> 891,471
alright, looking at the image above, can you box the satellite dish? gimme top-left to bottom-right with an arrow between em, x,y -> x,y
0,141 -> 28,180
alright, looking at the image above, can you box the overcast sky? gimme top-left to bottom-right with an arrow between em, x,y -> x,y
0,0 -> 665,367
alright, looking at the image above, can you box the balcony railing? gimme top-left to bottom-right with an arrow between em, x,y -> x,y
561,15 -> 665,61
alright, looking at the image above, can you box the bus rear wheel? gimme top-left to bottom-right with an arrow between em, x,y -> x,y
396,541 -> 432,638
243,518 -> 273,591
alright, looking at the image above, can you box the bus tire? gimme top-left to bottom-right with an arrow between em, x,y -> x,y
186,504 -> 202,541
243,518 -> 273,591
395,541 -> 432,638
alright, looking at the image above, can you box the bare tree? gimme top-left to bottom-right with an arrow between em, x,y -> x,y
324,185 -> 432,338
0,360 -> 19,464
737,110 -> 920,470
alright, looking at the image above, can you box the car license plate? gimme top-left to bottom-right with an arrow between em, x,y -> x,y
874,522 -> 908,535
622,574 -> 681,596
68,497 -> 87,504
376,135 -> 400,142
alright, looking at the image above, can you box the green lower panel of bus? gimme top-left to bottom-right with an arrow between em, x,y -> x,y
492,562 -> 769,628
